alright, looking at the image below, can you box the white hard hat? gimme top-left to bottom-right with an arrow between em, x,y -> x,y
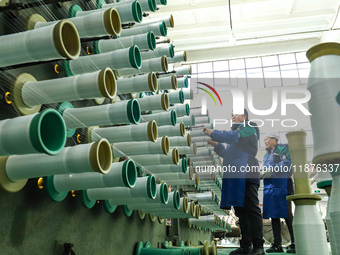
265,133 -> 279,141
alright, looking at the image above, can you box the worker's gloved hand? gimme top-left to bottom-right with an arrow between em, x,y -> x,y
273,152 -> 281,163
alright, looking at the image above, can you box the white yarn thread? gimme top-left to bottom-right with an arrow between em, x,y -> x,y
191,123 -> 214,130
168,135 -> 190,147
116,56 -> 168,77
68,47 -> 137,76
177,76 -> 189,89
35,10 -> 110,38
0,114 -> 40,156
190,157 -> 213,164
176,144 -> 196,155
175,66 -> 192,76
126,184 -> 167,210
177,115 -> 195,127
308,55 -> 340,159
195,116 -> 210,125
141,44 -> 174,59
0,21 -> 75,68
91,122 -> 152,143
86,176 -> 150,203
136,94 -> 166,111
53,161 -> 132,193
118,0 -> 155,12
167,91 -> 183,104
145,159 -> 186,174
22,70 -> 111,107
111,138 -> 167,157
158,123 -> 184,137
190,108 -> 208,117
134,15 -> 173,28
192,147 -> 211,157
168,51 -> 187,64
169,104 -> 189,117
189,129 -> 205,137
141,110 -> 176,126
120,22 -> 165,37
6,142 -> 96,181
97,33 -> 153,53
158,76 -> 177,90
131,149 -> 177,166
63,100 -> 135,129
77,1 -> 136,23
293,205 -> 328,254
141,192 -> 178,213
155,172 -> 190,180
183,89 -> 194,100
117,73 -> 155,94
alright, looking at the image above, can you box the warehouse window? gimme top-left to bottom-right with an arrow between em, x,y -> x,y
188,51 -> 310,94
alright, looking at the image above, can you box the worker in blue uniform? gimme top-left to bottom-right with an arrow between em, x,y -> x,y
262,134 -> 295,253
203,109 -> 264,255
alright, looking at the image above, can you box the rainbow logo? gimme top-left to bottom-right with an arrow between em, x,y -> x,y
197,82 -> 223,106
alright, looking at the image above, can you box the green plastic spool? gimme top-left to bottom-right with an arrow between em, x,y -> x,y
182,158 -> 188,173
68,5 -> 83,18
123,159 -> 138,188
132,1 -> 143,23
160,21 -> 168,37
173,190 -> 180,209
160,182 -> 169,204
336,91 -> 340,106
123,205 -> 134,217
81,190 -> 96,209
160,0 -> 167,4
185,104 -> 190,115
63,60 -> 73,77
129,45 -> 142,69
127,99 -> 141,124
148,32 -> 156,51
147,175 -> 157,199
171,110 -> 177,126
104,200 -> 117,213
179,91 -> 185,104
169,44 -> 175,58
44,176 -> 68,202
30,108 -> 67,155
148,0 -> 157,12
56,102 -> 76,137
93,41 -> 100,54
317,180 -> 332,189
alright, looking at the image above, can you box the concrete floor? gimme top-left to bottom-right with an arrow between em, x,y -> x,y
0,179 -> 212,255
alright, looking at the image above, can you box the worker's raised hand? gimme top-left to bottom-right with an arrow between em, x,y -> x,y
207,139 -> 218,147
203,128 -> 212,136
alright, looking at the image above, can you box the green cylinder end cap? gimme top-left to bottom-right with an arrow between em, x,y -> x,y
30,108 -> 67,155
179,90 -> 185,104
317,180 -> 332,189
129,46 -> 142,69
127,99 -> 141,124
104,200 -> 117,213
186,104 -> 190,116
171,110 -> 177,126
160,21 -> 167,37
148,32 -> 156,51
123,205 -> 134,217
169,44 -> 175,58
336,91 -> 340,106
147,175 -> 157,199
182,158 -> 188,173
122,159 -> 137,188
184,76 -> 189,88
148,0 -> 157,12
44,176 -> 68,202
93,41 -> 100,54
80,190 -> 96,209
56,102 -> 76,138
132,1 -> 143,23
68,5 -> 83,18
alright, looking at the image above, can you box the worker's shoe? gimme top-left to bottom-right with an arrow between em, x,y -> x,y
229,246 -> 252,254
286,244 -> 296,253
250,248 -> 265,255
266,244 -> 284,253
